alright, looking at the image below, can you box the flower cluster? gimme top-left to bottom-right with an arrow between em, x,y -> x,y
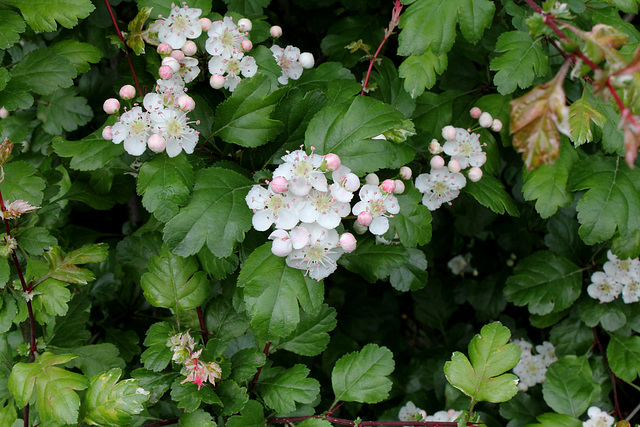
398,401 -> 462,425
511,339 -> 557,391
245,149 -> 407,281
166,331 -> 222,390
3,200 -> 39,219
583,407 -> 615,427
271,45 -> 314,85
414,108 -> 498,211
588,250 -> 640,304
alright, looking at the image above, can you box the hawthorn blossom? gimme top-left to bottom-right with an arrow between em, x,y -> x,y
3,200 -> 39,219
414,168 -> 466,210
442,127 -> 486,169
271,45 -> 304,84
330,165 -> 360,203
588,271 -> 623,303
513,354 -> 547,391
245,185 -> 299,231
583,407 -> 615,427
175,56 -> 200,83
273,150 -> 327,196
205,17 -> 246,57
208,51 -> 257,92
181,356 -> 222,390
286,222 -> 343,281
157,4 -> 203,49
299,189 -> 350,229
398,401 -> 427,424
424,410 -> 462,422
111,106 -> 152,156
153,108 -> 199,157
351,184 -> 400,235
603,250 -> 640,283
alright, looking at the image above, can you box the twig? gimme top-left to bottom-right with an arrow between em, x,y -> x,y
266,415 -> 484,426
593,328 -> 622,420
248,341 -> 271,393
196,306 -> 208,345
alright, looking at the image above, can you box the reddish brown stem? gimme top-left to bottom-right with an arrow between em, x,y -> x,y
248,341 -> 271,393
593,328 -> 622,420
196,306 -> 208,345
103,0 -> 143,96
266,416 -> 483,426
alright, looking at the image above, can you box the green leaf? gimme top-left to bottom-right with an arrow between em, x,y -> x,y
32,278 -> 71,317
197,249 -> 239,280
499,392 -> 546,426
298,420 -> 333,427
140,245 -> 208,311
490,31 -> 549,95
464,175 -> 520,217
230,348 -> 266,382
238,243 -> 324,340
135,0 -> 212,17
170,378 -> 222,413
542,355 -> 600,417
16,226 -> 57,256
398,49 -> 448,98
586,90 -> 624,156
81,368 -> 149,426
332,343 -> 394,404
398,0 -> 495,56
0,161 -> 45,206
569,89 -> 605,146
568,155 -> 640,245
222,0 -> 269,16
606,333 -> 640,382
522,140 -> 579,219
444,322 -> 520,406
504,251 -> 582,315
140,322 -> 174,372
0,67 -> 9,92
51,40 -> 102,74
277,304 -> 337,356
389,248 -> 429,292
578,297 -> 627,332
131,369 -> 178,405
260,364 -> 319,413
606,0 -> 639,13
42,244 -> 108,285
526,413 -> 583,427
137,154 -> 195,222
47,295 -> 91,347
0,0 -> 94,31
226,400 -> 265,427
213,74 -> 285,147
10,47 -> 76,95
0,292 -> 17,334
0,78 -> 33,110
179,409 -> 217,427
550,315 -> 594,357
205,297 -> 250,342
52,117 -> 124,171
65,343 -> 126,378
386,185 -> 432,247
8,352 -> 89,425
338,235 -> 408,283
163,167 -> 253,258
304,95 -> 407,175
0,10 -> 25,49
37,87 -> 93,135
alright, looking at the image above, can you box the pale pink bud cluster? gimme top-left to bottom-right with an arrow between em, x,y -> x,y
479,112 -> 493,128
380,179 -> 396,194
157,43 -> 172,54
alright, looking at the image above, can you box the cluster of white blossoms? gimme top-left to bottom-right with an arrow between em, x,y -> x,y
166,331 -> 222,390
511,339 -> 557,392
588,250 -> 640,304
582,407 -> 615,427
398,401 -> 462,425
415,108 -> 499,211
245,149 -> 408,281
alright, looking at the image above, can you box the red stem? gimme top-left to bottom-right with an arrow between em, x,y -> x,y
248,341 -> 271,393
103,0 -> 143,96
196,306 -> 208,345
593,328 -> 622,420
266,416 -> 483,426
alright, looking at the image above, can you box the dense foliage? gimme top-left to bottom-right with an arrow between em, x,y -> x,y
1,0 -> 640,426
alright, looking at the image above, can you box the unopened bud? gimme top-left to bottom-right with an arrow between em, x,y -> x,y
158,65 -> 174,80
430,155 -> 445,169
103,98 -> 120,114
468,167 -> 483,182
324,153 -> 341,171
339,232 -> 357,253
270,25 -> 283,38
238,18 -> 252,32
380,179 -> 395,193
177,94 -> 196,112
365,173 -> 379,186
479,112 -> 493,128
102,125 -> 113,140
448,159 -> 462,173
491,119 -> 503,132
300,52 -> 314,69
241,39 -> 253,52
429,139 -> 443,154
269,230 -> 292,257
119,84 -> 136,100
0,107 -> 8,119
470,107 -> 482,118
182,40 -> 197,56
210,74 -> 225,89
148,134 -> 166,153
400,166 -> 412,180
157,43 -> 172,54
170,49 -> 185,62
343,173 -> 360,192
357,211 -> 373,227
270,176 -> 288,193
200,17 -> 212,31
393,179 -> 405,194
162,56 -> 180,73
442,125 -> 456,140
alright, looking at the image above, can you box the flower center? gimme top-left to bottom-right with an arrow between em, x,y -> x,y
460,140 -> 474,156
433,181 -> 448,196
267,194 -> 285,213
166,118 -> 184,138
226,58 -> 241,76
312,194 -> 332,213
369,199 -> 386,217
173,16 -> 188,33
305,244 -> 326,263
294,160 -> 311,177
130,119 -> 148,136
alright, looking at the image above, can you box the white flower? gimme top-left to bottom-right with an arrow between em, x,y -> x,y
511,338 -> 533,358
154,108 -> 199,157
604,250 -> 640,285
208,51 -> 257,92
299,189 -> 350,229
176,56 -> 200,83
111,107 -> 152,156
245,185 -> 300,231
583,407 -> 615,427
271,45 -> 304,84
157,4 -> 202,49
535,341 -> 558,366
442,127 -> 486,169
352,184 -> 400,235
622,277 -> 640,303
414,168 -> 466,210
206,17 -> 245,57
448,254 -> 473,275
273,150 -> 328,196
513,354 -> 547,391
424,409 -> 462,422
398,401 -> 426,424
286,222 -> 343,281
330,165 -> 360,203
588,271 -> 623,303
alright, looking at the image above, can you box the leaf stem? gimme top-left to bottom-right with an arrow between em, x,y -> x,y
248,341 -> 271,393
196,306 -> 208,344
593,328 -> 622,420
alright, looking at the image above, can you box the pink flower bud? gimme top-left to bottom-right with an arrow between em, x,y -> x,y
170,49 -> 185,62
148,134 -> 166,153
241,39 -> 253,52
103,98 -> 120,114
324,153 -> 341,171
380,179 -> 396,193
200,17 -> 212,31
119,84 -> 136,100
290,226 -> 310,249
357,211 -> 373,227
157,43 -> 172,54
162,56 -> 180,73
270,176 -> 288,193
339,232 -> 357,253
177,94 -> 196,112
182,40 -> 197,56
429,139 -> 443,154
238,18 -> 252,32
468,167 -> 483,182
479,112 -> 493,128
102,125 -> 113,140
365,173 -> 379,186
393,179 -> 405,194
470,107 -> 482,118
210,74 -> 225,89
300,52 -> 314,69
491,119 -> 503,132
344,173 -> 360,192
270,25 -> 283,38
448,159 -> 462,173
400,166 -> 412,180
430,155 -> 445,169
442,125 -> 456,140
269,230 -> 292,257
159,65 -> 174,80
0,107 -> 8,119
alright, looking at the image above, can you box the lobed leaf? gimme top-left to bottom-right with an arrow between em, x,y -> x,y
386,185 -> 432,247
398,49 -> 448,98
42,243 -> 109,285
569,89 -> 605,146
490,31 -> 548,95
542,356 -> 600,417
0,0 -> 94,31
10,47 -> 77,95
0,10 -> 25,49
277,304 -> 337,356
606,333 -> 640,382
260,364 -> 320,413
37,87 -> 93,135
465,175 -> 520,217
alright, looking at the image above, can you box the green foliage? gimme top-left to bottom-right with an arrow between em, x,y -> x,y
0,10 -> 25,49
606,333 -> 640,382
0,0 -> 94,31
542,356 -> 600,417
259,364 -> 320,413
276,304 -> 337,356
398,49 -> 448,98
37,87 -> 93,135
